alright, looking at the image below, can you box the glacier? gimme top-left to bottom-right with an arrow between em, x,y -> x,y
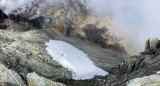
45,40 -> 108,80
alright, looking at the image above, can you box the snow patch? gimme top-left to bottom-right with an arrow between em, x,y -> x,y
45,40 -> 108,80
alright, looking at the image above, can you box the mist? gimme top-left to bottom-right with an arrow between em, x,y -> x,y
90,0 -> 160,50
0,0 -> 37,14
0,0 -> 58,14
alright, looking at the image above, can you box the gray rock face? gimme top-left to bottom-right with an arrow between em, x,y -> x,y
10,0 -> 88,36
0,28 -> 123,85
145,37 -> 159,51
4,0 -> 133,57
39,0 -> 88,35
27,72 -> 66,86
101,38 -> 160,86
0,63 -> 26,86
0,0 -> 147,85
127,74 -> 160,86
0,29 -> 72,80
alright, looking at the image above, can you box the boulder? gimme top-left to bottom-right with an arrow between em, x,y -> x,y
0,63 -> 26,86
157,71 -> 160,75
127,74 -> 160,86
145,37 -> 158,51
27,72 -> 66,86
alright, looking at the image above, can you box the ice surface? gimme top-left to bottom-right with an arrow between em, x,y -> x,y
45,40 -> 108,80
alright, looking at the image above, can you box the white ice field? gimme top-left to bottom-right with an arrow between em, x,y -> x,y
45,40 -> 108,80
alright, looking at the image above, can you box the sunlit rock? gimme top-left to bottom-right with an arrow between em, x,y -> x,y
145,37 -> 158,51
0,63 -> 26,86
27,72 -> 66,86
127,74 -> 160,86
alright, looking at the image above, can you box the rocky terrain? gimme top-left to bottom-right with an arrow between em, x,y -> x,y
0,0 -> 159,86
127,71 -> 160,86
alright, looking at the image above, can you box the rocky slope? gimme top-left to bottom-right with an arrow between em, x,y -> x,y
59,37 -> 160,86
0,26 -> 160,86
0,0 -> 136,56
0,28 -> 122,79
0,62 -> 65,86
102,37 -> 160,86
127,71 -> 160,86
0,0 -> 157,86
0,0 -> 88,32
0,63 -> 26,86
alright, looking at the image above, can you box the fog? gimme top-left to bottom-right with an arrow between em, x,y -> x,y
0,0 -> 37,14
90,0 -> 160,50
0,0 -> 58,14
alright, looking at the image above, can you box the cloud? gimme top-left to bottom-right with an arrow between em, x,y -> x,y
90,0 -> 160,50
0,0 -> 37,14
0,0 -> 58,14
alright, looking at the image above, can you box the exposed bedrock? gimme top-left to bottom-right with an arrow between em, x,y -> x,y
103,37 -> 160,86
0,28 -> 123,85
0,10 -> 8,29
0,0 -> 134,56
1,27 -> 160,86
0,0 -> 152,85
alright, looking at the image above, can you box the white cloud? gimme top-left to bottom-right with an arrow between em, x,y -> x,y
0,0 -> 58,14
90,0 -> 160,50
0,0 -> 38,14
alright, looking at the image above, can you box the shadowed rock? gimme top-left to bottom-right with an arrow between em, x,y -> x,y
82,24 -> 108,48
0,10 -> 8,19
0,10 -> 8,29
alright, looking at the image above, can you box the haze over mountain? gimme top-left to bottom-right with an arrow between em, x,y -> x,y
1,0 -> 160,50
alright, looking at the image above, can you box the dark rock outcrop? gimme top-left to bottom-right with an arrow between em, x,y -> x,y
82,24 -> 108,48
9,14 -> 44,29
0,24 -> 7,29
0,10 -> 8,29
0,10 -> 8,19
